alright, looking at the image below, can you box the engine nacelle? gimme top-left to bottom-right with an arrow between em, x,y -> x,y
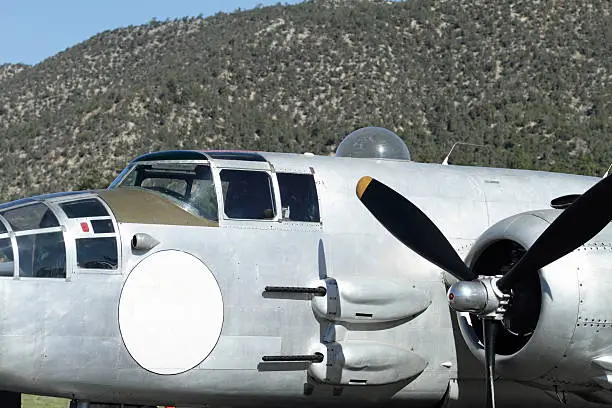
456,209 -> 612,392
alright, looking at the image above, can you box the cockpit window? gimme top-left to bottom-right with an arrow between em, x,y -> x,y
141,178 -> 187,199
115,162 -> 219,222
1,203 -> 59,231
277,173 -> 320,222
220,169 -> 276,220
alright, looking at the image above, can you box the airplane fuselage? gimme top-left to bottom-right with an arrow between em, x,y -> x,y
0,151 -> 605,407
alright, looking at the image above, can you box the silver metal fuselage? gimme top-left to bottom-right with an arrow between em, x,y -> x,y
0,153 -> 603,407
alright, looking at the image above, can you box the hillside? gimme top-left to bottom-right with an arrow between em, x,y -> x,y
0,64 -> 30,83
0,0 -> 610,200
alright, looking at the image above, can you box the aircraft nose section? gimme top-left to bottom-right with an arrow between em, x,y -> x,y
0,201 -> 67,279
0,192 -> 121,279
118,250 -> 223,375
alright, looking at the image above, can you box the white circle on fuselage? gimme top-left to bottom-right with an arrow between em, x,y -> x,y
118,250 -> 223,375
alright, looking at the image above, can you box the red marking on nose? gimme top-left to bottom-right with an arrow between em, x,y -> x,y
448,293 -> 455,300
80,222 -> 90,232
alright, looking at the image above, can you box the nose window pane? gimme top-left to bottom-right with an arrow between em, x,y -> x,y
91,219 -> 115,233
60,199 -> 109,218
76,238 -> 118,270
0,238 -> 14,277
1,203 -> 59,231
17,232 -> 66,278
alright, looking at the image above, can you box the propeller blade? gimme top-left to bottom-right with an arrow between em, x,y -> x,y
356,176 -> 476,281
484,319 -> 499,408
498,175 -> 612,291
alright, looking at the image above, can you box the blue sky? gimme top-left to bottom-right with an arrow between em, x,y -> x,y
0,0 -> 303,65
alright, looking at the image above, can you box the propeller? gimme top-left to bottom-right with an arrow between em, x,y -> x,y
483,320 -> 499,408
356,176 -> 476,281
356,174 -> 612,408
497,173 -> 612,291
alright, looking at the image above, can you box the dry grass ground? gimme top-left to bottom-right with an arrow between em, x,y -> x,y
22,395 -> 69,408
22,395 -> 165,407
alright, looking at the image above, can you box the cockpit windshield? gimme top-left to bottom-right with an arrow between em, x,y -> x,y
114,162 -> 219,222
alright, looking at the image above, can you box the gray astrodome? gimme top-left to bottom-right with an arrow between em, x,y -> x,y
335,127 -> 411,160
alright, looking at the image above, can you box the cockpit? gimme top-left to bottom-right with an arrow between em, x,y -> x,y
113,162 -> 219,221
110,154 -> 321,224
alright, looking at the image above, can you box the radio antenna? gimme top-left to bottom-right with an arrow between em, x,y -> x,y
442,142 -> 487,165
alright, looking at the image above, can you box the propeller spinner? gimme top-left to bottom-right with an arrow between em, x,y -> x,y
356,175 -> 612,408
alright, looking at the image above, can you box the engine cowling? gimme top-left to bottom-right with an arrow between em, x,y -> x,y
456,209 -> 612,392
